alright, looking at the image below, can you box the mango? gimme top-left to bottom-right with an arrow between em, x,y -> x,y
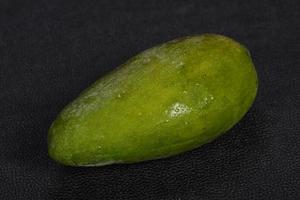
48,34 -> 258,166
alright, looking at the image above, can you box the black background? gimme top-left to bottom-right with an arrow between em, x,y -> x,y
1,0 -> 299,199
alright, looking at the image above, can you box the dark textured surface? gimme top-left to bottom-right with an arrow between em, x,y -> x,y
0,0 -> 299,199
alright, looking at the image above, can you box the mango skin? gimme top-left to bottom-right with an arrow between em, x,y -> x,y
48,34 -> 258,166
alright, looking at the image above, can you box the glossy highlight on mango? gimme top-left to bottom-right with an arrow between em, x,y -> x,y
48,34 -> 258,166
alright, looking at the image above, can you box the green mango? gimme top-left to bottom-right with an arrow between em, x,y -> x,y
48,34 -> 258,166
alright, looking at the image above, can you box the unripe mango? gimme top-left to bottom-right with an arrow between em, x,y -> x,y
48,34 -> 258,166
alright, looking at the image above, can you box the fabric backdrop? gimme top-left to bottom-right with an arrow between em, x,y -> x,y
0,0 -> 299,199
